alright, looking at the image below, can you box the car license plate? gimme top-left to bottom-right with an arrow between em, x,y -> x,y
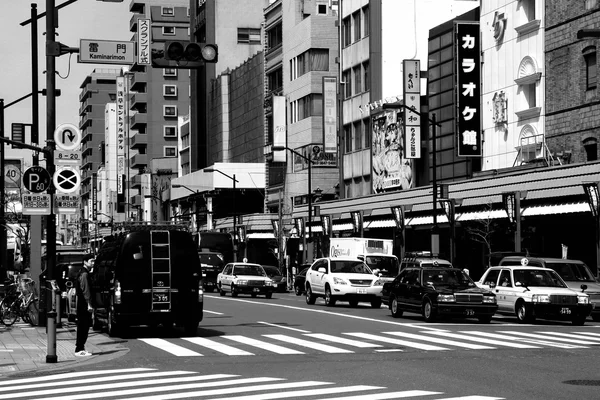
560,307 -> 571,315
356,288 -> 367,294
253,288 -> 260,293
465,309 -> 475,316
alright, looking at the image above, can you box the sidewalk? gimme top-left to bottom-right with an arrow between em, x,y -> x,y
0,320 -> 128,378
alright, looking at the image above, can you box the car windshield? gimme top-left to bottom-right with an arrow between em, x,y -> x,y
330,261 -> 373,274
199,253 -> 224,267
262,266 -> 281,277
423,269 -> 474,286
365,255 -> 400,277
546,262 -> 597,283
234,265 -> 266,276
513,269 -> 567,288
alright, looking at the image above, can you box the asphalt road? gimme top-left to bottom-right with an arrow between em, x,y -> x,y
3,291 -> 600,399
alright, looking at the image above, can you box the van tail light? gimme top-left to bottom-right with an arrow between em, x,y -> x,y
114,280 -> 122,305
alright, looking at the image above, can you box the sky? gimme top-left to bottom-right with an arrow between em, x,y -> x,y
1,1 -> 132,166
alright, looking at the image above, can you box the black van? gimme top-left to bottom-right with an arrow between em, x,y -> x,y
92,223 -> 203,336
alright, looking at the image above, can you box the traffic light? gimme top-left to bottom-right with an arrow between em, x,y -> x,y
163,41 -> 218,68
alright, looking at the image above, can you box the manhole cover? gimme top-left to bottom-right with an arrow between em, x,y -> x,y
564,380 -> 600,386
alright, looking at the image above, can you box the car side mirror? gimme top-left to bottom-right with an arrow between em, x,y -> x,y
515,281 -> 522,287
489,282 -> 496,289
581,284 -> 588,292
133,245 -> 144,260
65,281 -> 73,289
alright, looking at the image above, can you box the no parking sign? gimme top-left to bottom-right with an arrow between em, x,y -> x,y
53,167 -> 81,194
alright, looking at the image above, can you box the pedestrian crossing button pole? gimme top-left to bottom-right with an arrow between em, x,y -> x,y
46,280 -> 61,363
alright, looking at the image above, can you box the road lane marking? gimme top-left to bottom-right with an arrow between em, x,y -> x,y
501,331 -> 595,345
304,333 -> 383,348
464,331 -> 578,349
204,310 -> 225,315
323,390 -> 443,399
223,335 -> 305,354
425,331 -> 538,348
344,332 -> 449,351
139,339 -> 202,356
209,385 -> 385,400
0,368 -> 155,387
536,331 -> 600,342
183,337 -> 254,356
436,397 -> 505,400
257,320 -> 311,333
264,334 -> 354,353
383,332 -> 495,350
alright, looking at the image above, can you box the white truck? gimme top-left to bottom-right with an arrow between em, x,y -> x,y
329,238 -> 400,280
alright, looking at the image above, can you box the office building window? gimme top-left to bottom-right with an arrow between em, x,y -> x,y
293,49 -> 329,78
362,5 -> 369,37
584,137 -> 598,161
363,61 -> 370,91
353,120 -> 362,150
163,68 -> 177,77
291,94 -> 323,123
163,85 -> 177,97
161,7 -> 174,16
317,4 -> 327,15
343,69 -> 352,99
164,126 -> 177,137
353,65 -> 362,94
363,117 -> 371,148
344,124 -> 352,153
584,46 -> 597,90
267,23 -> 282,50
238,28 -> 261,44
164,147 -> 177,157
162,27 -> 175,35
267,67 -> 283,92
163,105 -> 178,117
352,11 -> 361,42
342,16 -> 351,47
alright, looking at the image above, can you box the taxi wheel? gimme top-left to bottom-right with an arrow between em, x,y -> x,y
390,296 -> 403,318
218,284 -> 226,296
251,293 -> 257,298
422,299 -> 436,322
593,314 -> 600,322
515,301 -> 535,323
572,316 -> 587,326
265,293 -> 273,299
231,285 -> 238,297
305,285 -> 316,305
478,315 -> 493,324
324,286 -> 336,307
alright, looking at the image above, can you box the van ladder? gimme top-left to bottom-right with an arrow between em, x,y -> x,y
151,230 -> 172,312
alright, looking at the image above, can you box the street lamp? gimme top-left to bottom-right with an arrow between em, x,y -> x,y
203,169 -> 239,261
502,191 -> 527,252
383,103 -> 442,255
583,182 -> 600,277
171,184 -> 201,233
272,145 -> 315,263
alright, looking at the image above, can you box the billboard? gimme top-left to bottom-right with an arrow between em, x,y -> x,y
322,76 -> 337,154
272,96 -> 286,162
292,144 -> 337,172
116,77 -> 126,212
371,110 -> 413,193
456,22 -> 481,157
403,59 -> 421,159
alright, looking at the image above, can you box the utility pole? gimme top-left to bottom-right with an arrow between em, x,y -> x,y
0,100 -> 6,279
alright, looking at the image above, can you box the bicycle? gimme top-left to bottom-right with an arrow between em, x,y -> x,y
0,278 -> 39,327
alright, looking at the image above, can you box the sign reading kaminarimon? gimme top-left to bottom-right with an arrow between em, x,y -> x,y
456,22 -> 481,157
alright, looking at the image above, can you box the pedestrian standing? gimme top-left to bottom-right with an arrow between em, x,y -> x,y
75,254 -> 95,357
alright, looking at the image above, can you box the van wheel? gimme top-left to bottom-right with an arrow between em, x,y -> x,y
107,308 -> 120,337
592,314 -> 600,322
265,293 -> 273,299
184,321 -> 199,336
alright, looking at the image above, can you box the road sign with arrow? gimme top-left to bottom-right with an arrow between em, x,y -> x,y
54,123 -> 82,151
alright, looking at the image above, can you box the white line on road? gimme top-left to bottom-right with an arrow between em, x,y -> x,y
464,331 -> 577,349
0,368 -> 155,387
203,310 -> 225,315
223,335 -> 305,354
257,320 -> 311,333
183,337 -> 254,356
321,390 -> 443,400
264,334 -> 354,353
209,385 -> 385,400
139,338 -> 202,357
304,333 -> 383,348
344,332 -> 449,351
383,331 -> 495,350
501,331 -> 596,345
425,331 -> 538,349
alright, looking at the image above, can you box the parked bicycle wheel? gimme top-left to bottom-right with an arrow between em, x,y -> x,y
1,299 -> 19,326
26,299 -> 39,327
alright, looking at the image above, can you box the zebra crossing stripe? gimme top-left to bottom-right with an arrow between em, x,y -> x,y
319,390 -> 443,400
574,331 -> 600,338
223,335 -> 305,354
139,339 -> 202,356
501,331 -> 596,345
383,332 -> 495,350
0,368 -> 155,387
464,331 -> 577,349
183,337 -> 254,356
263,334 -> 354,353
207,385 -> 385,400
536,331 -> 600,342
433,396 -> 504,400
37,377 -> 290,400
344,332 -> 449,351
304,333 -> 383,348
424,331 -> 538,348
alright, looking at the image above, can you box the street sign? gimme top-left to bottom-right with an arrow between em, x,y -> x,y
22,194 -> 51,215
55,194 -> 79,214
23,166 -> 51,193
53,167 -> 81,194
5,159 -> 23,188
54,150 -> 82,165
54,123 -> 82,151
79,39 -> 135,65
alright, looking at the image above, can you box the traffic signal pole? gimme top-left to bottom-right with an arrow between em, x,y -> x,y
45,0 -> 58,364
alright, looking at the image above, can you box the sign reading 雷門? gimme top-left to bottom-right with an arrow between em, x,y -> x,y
456,22 -> 481,157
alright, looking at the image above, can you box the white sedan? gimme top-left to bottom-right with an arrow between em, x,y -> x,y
217,262 -> 275,298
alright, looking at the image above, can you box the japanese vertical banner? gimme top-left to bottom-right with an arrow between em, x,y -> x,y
92,173 -> 97,221
322,76 -> 337,154
403,60 -> 421,159
456,23 -> 481,157
137,19 -> 151,65
116,77 -> 126,213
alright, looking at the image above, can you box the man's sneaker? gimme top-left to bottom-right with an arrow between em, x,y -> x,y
74,350 -> 92,357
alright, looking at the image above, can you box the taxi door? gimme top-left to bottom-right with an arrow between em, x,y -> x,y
495,269 -> 518,313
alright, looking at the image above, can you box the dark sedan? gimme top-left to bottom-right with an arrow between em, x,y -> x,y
262,265 -> 288,293
293,266 -> 310,296
386,266 -> 498,323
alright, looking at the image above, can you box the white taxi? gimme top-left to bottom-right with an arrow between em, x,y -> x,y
305,257 -> 383,308
217,262 -> 275,298
476,264 -> 592,325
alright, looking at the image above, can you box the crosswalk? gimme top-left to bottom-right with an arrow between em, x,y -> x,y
0,367 -> 504,399
138,330 -> 600,357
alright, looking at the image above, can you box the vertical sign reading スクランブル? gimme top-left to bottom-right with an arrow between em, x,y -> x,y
456,22 -> 481,157
137,19 -> 151,65
403,60 -> 421,159
116,77 -> 126,212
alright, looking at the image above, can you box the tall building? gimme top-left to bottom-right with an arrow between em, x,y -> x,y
128,0 -> 191,211
79,68 -> 119,244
